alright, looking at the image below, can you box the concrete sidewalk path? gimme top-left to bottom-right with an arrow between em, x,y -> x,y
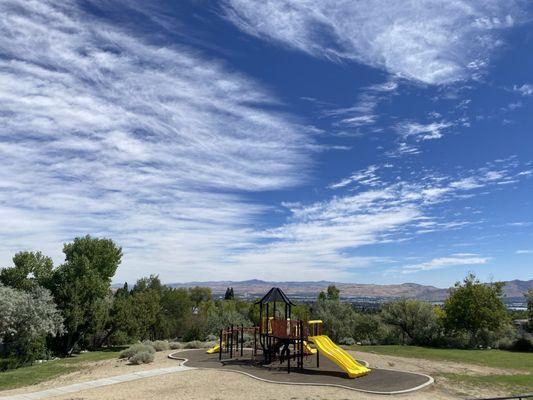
0,365 -> 195,400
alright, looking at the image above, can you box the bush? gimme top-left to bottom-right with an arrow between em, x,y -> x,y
119,343 -> 155,359
205,334 -> 218,342
153,340 -> 170,351
141,340 -> 155,347
510,335 -> 533,352
183,340 -> 204,349
339,337 -> 356,346
169,341 -> 183,350
129,351 -> 154,365
0,357 -> 23,372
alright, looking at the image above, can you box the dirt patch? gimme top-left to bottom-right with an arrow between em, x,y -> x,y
0,351 -> 178,397
51,369 -> 453,400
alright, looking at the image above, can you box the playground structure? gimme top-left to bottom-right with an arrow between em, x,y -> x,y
207,287 -> 370,378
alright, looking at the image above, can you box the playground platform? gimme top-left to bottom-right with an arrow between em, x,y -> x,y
171,349 -> 434,395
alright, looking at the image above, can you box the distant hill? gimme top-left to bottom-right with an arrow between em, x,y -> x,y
164,278 -> 533,302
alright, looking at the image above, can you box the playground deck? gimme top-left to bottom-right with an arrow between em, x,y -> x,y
172,349 -> 433,394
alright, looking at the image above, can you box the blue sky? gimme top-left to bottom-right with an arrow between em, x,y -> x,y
0,0 -> 532,287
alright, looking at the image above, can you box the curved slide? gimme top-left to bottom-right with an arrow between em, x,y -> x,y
206,344 -> 222,354
308,335 -> 370,378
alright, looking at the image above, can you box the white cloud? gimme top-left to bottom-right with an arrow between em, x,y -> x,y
516,250 -> 533,254
400,255 -> 490,274
0,0 -> 312,282
323,80 -> 398,132
513,84 -> 533,96
329,165 -> 381,189
396,121 -> 453,141
226,160 -> 528,280
222,0 -> 524,84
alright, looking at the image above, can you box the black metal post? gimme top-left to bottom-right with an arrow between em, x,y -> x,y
219,329 -> 223,361
240,325 -> 244,357
316,349 -> 320,368
253,327 -> 257,357
287,347 -> 290,374
230,324 -> 233,359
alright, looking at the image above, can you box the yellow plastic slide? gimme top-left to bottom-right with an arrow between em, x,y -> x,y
308,335 -> 370,378
206,343 -> 221,354
303,341 -> 317,355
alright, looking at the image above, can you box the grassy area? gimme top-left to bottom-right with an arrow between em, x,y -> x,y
0,347 -> 125,391
441,373 -> 533,395
354,345 -> 533,395
354,345 -> 533,372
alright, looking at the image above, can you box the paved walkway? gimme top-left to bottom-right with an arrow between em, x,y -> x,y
0,365 -> 195,400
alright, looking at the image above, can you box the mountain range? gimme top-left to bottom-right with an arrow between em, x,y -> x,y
167,279 -> 533,302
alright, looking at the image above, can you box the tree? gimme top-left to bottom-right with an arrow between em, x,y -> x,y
381,299 -> 439,345
224,287 -> 234,300
318,285 -> 340,302
0,284 -> 63,362
443,273 -> 509,346
98,284 -> 138,346
51,235 -> 122,355
157,287 -> 193,339
0,251 -> 54,291
189,286 -> 212,305
313,300 -> 355,342
131,288 -> 161,340
326,285 -> 340,301
526,289 -> 533,333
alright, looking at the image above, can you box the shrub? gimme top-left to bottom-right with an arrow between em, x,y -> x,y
183,340 -> 204,349
142,340 -> 155,347
205,334 -> 218,342
169,341 -> 183,350
119,343 -> 155,359
511,334 -> 533,352
153,340 -> 170,351
339,337 -> 356,346
129,351 -> 154,365
0,357 -> 23,372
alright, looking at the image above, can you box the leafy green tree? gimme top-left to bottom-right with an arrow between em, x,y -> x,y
205,300 -> 251,336
224,287 -> 234,300
131,288 -> 161,340
51,235 -> 122,355
381,299 -> 439,345
130,276 -> 163,340
352,313 -> 381,343
318,285 -> 340,302
526,289 -> 533,333
326,285 -> 340,301
98,284 -> 137,346
157,287 -> 193,339
189,286 -> 212,305
0,251 -> 54,291
443,273 -> 509,346
0,284 -> 63,362
313,300 -> 355,342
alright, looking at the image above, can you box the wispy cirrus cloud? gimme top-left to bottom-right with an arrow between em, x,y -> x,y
396,121 -> 453,141
513,84 -> 533,96
399,254 -> 490,274
515,249 -> 533,254
222,0 -> 525,84
224,160 -> 530,280
0,0 -> 313,281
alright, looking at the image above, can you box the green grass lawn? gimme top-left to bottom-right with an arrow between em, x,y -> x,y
354,345 -> 533,372
354,345 -> 533,394
0,347 -> 125,391
440,373 -> 533,395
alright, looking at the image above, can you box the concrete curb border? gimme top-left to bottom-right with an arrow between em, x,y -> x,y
169,349 -> 434,395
